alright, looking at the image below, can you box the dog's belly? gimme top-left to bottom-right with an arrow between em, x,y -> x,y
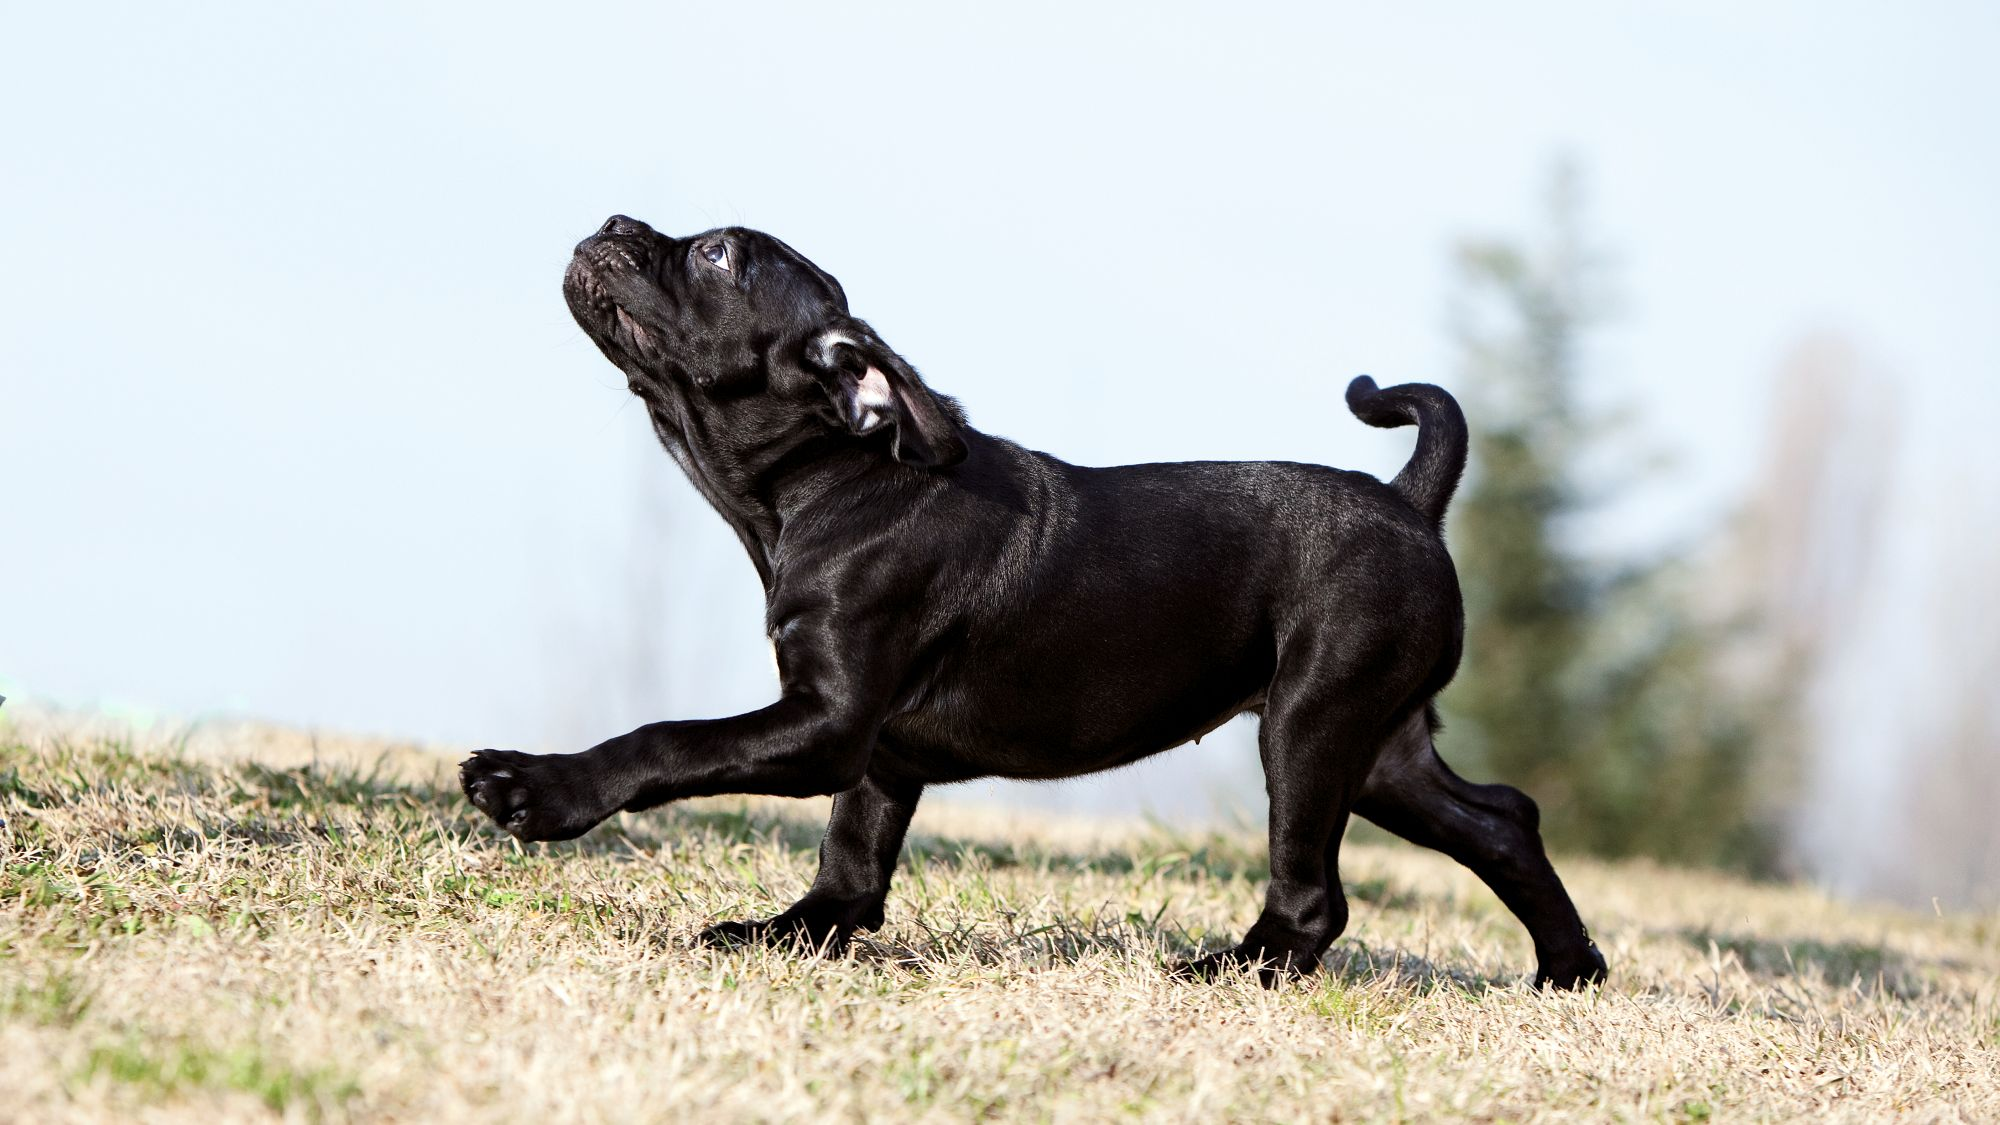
883,594 -> 1277,783
883,675 -> 1264,784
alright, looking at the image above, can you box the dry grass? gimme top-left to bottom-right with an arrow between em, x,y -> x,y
1,709 -> 1995,1123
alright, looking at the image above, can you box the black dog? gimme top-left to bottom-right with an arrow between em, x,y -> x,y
461,216 -> 1607,988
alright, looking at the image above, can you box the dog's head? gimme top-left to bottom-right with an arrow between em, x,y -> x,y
563,215 -> 966,468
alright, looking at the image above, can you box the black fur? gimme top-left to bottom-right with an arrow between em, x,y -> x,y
460,216 -> 1607,988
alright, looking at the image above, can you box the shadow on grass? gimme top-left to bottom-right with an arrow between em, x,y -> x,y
15,749 -> 1467,984
713,922 -> 1522,999
604,802 -> 1283,886
1678,928 -> 1936,999
1323,940 -> 1522,993
652,803 -> 1426,913
51,752 -> 1977,1006
27,747 -> 1417,908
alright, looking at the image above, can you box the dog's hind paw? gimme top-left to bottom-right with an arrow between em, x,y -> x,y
697,895 -> 886,956
697,915 -> 851,956
1171,945 -> 1317,988
696,919 -> 770,948
1533,940 -> 1609,991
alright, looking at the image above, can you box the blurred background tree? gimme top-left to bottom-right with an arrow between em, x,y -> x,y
1438,162 -> 1784,874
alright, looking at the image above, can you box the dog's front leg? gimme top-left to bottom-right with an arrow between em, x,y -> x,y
461,610 -> 908,842
459,696 -> 884,841
699,771 -> 923,953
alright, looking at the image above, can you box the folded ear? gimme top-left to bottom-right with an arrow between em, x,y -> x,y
804,320 -> 968,468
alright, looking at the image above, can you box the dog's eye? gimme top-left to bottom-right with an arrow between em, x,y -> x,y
701,242 -> 731,271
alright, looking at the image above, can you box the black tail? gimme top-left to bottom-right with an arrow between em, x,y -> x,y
1344,376 -> 1468,529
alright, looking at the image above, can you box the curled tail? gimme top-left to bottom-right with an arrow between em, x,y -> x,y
1345,375 -> 1468,528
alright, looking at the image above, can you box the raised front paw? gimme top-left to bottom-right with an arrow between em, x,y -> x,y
458,748 -> 613,842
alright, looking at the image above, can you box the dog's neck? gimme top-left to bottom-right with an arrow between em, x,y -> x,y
643,397 -> 886,592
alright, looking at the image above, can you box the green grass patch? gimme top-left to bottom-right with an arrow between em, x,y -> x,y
78,1036 -> 358,1117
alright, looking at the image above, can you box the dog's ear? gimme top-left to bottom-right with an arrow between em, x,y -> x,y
804,320 -> 967,468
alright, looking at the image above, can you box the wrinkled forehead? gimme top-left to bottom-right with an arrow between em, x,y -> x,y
725,228 -> 848,311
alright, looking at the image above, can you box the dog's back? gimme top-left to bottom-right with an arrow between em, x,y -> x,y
871,432 -> 1461,781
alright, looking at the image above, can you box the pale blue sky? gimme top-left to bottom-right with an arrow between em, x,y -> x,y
4,4 -> 1997,847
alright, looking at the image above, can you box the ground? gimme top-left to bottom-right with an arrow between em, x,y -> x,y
0,710 -> 1994,1122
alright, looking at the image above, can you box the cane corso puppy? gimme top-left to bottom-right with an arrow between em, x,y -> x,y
460,215 -> 1608,988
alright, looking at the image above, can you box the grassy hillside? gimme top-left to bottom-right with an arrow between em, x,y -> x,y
1,713 -> 1994,1122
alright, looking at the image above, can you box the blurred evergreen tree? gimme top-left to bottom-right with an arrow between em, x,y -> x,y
1439,163 -> 1779,874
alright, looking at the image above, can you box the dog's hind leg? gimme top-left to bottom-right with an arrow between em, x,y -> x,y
1178,661 -> 1391,986
1354,709 -> 1607,989
698,771 -> 922,954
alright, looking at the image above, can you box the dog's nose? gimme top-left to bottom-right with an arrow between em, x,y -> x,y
599,214 -> 651,238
